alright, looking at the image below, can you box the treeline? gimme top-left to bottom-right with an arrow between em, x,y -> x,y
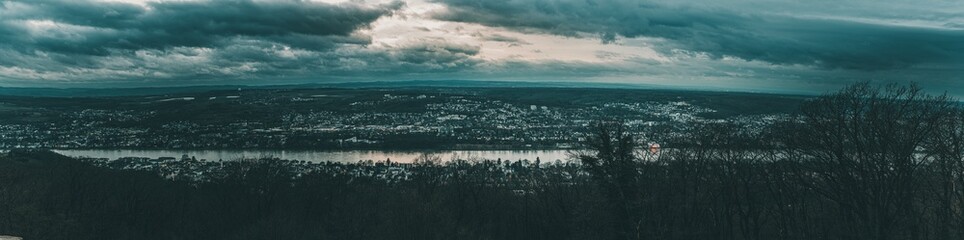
0,82 -> 962,240
0,149 -> 597,240
575,83 -> 964,240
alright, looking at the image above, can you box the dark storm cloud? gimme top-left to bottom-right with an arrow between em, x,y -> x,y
476,33 -> 529,45
394,42 -> 480,65
0,0 -> 402,55
431,0 -> 964,70
0,0 -> 489,84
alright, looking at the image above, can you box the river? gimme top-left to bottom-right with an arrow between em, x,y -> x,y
53,149 -> 576,163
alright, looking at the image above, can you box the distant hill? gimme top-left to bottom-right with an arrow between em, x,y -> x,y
0,149 -> 76,165
0,80 -> 680,97
0,85 -> 247,97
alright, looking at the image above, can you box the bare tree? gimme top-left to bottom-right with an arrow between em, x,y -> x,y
923,107 -> 964,240
414,152 -> 443,166
781,82 -> 958,240
577,121 -> 643,240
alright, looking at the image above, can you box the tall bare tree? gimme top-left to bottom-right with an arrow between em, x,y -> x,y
781,82 -> 958,240
577,121 -> 643,240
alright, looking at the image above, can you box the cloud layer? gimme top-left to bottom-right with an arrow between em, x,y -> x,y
2,0 -> 400,53
433,0 -> 964,70
0,0 -> 423,83
0,0 -> 961,95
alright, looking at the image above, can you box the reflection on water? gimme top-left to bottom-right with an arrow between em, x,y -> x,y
53,149 -> 575,163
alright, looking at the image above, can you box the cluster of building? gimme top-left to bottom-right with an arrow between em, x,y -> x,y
0,92 -> 783,149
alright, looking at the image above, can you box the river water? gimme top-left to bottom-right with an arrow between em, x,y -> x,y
53,149 -> 576,163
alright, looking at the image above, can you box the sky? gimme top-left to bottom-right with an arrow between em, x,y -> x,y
0,0 -> 962,95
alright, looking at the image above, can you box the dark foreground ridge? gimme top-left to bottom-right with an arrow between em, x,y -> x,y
0,149 -> 594,240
